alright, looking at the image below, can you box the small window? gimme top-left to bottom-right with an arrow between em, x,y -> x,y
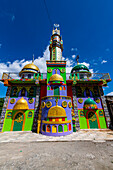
28,74 -> 31,79
29,87 -> 34,97
21,88 -> 26,96
58,125 -> 63,132
12,87 -> 17,97
46,125 -> 51,132
42,124 -> 46,132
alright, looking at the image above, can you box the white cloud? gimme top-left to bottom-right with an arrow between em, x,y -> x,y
106,92 -> 113,96
101,60 -> 107,64
80,62 -> 90,68
0,45 -> 50,79
72,55 -> 76,59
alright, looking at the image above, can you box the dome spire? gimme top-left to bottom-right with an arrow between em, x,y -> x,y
76,55 -> 79,65
32,54 -> 34,63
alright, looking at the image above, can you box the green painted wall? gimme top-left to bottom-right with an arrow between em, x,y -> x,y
2,110 -> 34,132
78,109 -> 107,129
47,66 -> 66,84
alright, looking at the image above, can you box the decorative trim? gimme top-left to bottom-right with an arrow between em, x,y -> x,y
46,101 -> 52,108
95,98 -> 100,103
98,110 -> 104,117
10,98 -> 16,104
62,101 -> 67,108
47,69 -> 52,73
41,102 -> 45,108
61,69 -> 65,73
68,102 -> 72,108
78,98 -> 83,104
27,111 -> 33,118
28,98 -> 34,104
42,120 -> 71,124
6,112 -> 12,119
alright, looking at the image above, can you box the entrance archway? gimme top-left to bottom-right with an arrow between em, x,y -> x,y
11,112 -> 25,131
86,110 -> 100,129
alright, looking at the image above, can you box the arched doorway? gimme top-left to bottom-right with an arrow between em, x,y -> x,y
52,125 -> 57,133
86,111 -> 100,129
11,112 -> 25,131
54,86 -> 59,95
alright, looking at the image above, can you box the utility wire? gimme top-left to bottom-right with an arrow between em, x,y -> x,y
43,0 -> 53,27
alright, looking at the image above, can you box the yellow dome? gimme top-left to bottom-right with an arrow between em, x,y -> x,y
49,74 -> 64,82
13,97 -> 29,110
19,62 -> 40,76
48,105 -> 66,118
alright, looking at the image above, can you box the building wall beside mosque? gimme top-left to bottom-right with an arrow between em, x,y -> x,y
75,85 -> 107,129
2,86 -> 36,132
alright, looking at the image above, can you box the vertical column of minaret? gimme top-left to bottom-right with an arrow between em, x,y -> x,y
49,26 -> 63,61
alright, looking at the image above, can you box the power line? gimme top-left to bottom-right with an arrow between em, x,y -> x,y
43,0 -> 53,27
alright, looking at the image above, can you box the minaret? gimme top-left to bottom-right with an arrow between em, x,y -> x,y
49,24 -> 63,61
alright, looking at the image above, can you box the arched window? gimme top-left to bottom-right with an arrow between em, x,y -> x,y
29,87 -> 34,97
68,124 -> 71,131
63,86 -> 65,90
42,124 -> 46,132
21,88 -> 26,96
77,87 -> 83,97
64,124 -> 68,132
93,87 -> 99,97
52,125 -> 57,133
60,86 -> 62,90
12,87 -> 17,97
85,87 -> 90,97
58,125 -> 63,132
28,74 -> 31,79
46,125 -> 51,132
22,74 -> 25,79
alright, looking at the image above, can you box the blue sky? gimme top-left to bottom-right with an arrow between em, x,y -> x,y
0,0 -> 113,97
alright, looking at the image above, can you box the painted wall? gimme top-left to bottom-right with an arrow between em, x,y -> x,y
2,109 -> 34,131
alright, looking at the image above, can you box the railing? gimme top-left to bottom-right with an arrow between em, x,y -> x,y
1,72 -> 47,80
1,72 -> 111,81
66,73 -> 111,81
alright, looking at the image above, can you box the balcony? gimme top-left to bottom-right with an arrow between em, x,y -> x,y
1,72 -> 111,83
1,72 -> 47,81
66,72 -> 111,82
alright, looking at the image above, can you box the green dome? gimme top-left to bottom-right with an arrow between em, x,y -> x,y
71,64 -> 89,73
84,98 -> 98,109
84,98 -> 96,105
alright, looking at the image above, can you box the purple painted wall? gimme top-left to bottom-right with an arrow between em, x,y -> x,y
77,97 -> 103,109
7,97 -> 35,110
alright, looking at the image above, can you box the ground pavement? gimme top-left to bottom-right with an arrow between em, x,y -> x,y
0,129 -> 113,143
1,130 -> 113,170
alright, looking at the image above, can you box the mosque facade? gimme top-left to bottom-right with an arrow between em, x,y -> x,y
0,26 -> 111,136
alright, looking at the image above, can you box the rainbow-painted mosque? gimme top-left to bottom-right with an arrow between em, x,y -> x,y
0,25 -> 112,136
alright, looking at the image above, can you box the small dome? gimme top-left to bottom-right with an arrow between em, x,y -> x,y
71,64 -> 90,73
49,74 -> 64,82
13,97 -> 29,110
84,98 -> 98,109
48,105 -> 66,118
19,62 -> 40,76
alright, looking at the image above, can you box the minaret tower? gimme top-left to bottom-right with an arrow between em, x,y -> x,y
49,25 -> 63,61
